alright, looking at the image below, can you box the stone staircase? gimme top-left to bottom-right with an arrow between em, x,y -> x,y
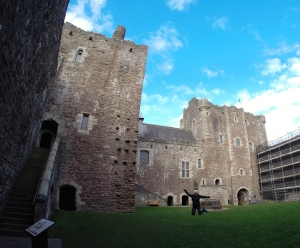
0,148 -> 50,237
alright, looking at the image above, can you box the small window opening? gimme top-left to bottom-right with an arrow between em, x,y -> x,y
249,142 -> 253,151
219,135 -> 223,143
140,150 -> 149,165
215,179 -> 220,185
240,169 -> 244,176
198,159 -> 202,168
236,138 -> 241,147
202,179 -> 206,185
75,49 -> 83,62
182,162 -> 189,178
81,114 -> 89,130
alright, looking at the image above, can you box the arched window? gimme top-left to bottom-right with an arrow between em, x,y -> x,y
249,142 -> 253,151
75,49 -> 83,62
140,150 -> 149,165
240,169 -> 244,176
215,179 -> 220,185
236,138 -> 241,147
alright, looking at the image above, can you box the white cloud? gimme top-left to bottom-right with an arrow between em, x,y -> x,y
65,0 -> 113,33
202,67 -> 224,78
144,24 -> 183,75
211,88 -> 224,95
158,61 -> 174,75
235,57 -> 300,141
287,58 -> 300,75
145,24 -> 183,53
261,58 -> 286,76
165,0 -> 197,11
202,67 -> 218,78
212,17 -> 228,30
264,42 -> 300,56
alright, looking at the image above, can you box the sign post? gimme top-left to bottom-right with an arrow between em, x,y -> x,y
25,219 -> 55,248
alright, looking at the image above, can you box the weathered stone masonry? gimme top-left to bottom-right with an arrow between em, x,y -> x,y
136,98 -> 267,206
0,0 -> 69,215
43,23 -> 148,212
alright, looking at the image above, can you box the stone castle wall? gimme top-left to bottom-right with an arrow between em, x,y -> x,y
0,0 -> 69,214
136,98 -> 267,206
43,23 -> 148,212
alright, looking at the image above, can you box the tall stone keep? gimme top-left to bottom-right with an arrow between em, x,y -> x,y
43,23 -> 148,212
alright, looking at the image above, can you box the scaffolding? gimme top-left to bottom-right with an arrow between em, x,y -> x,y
257,127 -> 300,201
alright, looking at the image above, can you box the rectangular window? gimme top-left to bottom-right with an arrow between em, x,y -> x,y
81,114 -> 89,130
182,161 -> 189,178
219,135 -> 223,143
140,150 -> 149,165
198,159 -> 201,168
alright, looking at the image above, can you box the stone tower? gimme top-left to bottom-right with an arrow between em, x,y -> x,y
43,23 -> 148,212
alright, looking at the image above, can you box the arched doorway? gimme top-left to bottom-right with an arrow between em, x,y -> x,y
182,195 -> 189,206
59,185 -> 76,211
237,188 -> 249,205
167,196 -> 173,206
39,119 -> 58,149
40,132 -> 52,149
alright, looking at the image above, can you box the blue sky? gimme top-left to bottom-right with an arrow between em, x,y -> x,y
65,0 -> 300,142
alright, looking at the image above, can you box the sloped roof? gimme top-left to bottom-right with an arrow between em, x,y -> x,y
138,122 -> 196,142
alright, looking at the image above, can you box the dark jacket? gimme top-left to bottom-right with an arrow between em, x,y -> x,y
184,190 -> 210,207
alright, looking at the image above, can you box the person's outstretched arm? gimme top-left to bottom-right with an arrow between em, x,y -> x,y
184,189 -> 192,197
199,195 -> 210,198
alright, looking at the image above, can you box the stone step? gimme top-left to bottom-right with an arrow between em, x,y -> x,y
0,216 -> 33,226
6,197 -> 33,205
12,184 -> 38,193
0,228 -> 27,237
0,222 -> 29,232
0,148 -> 50,237
8,192 -> 35,200
5,201 -> 33,209
4,206 -> 34,215
1,211 -> 33,220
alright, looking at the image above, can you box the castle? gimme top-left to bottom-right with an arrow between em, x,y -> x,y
1,1 -> 268,224
136,98 -> 267,206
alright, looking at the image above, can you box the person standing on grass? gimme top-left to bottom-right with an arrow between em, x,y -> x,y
184,189 -> 210,216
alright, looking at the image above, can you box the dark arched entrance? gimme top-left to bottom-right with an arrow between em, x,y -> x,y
39,119 -> 58,149
59,185 -> 76,211
167,196 -> 173,206
182,195 -> 189,206
40,132 -> 52,149
237,188 -> 249,206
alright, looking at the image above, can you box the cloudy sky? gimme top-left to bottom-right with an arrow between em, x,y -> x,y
65,0 -> 300,142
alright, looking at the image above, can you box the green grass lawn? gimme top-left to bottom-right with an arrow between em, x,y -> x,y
49,202 -> 300,248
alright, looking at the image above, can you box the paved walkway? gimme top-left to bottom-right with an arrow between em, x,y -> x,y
0,236 -> 62,248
